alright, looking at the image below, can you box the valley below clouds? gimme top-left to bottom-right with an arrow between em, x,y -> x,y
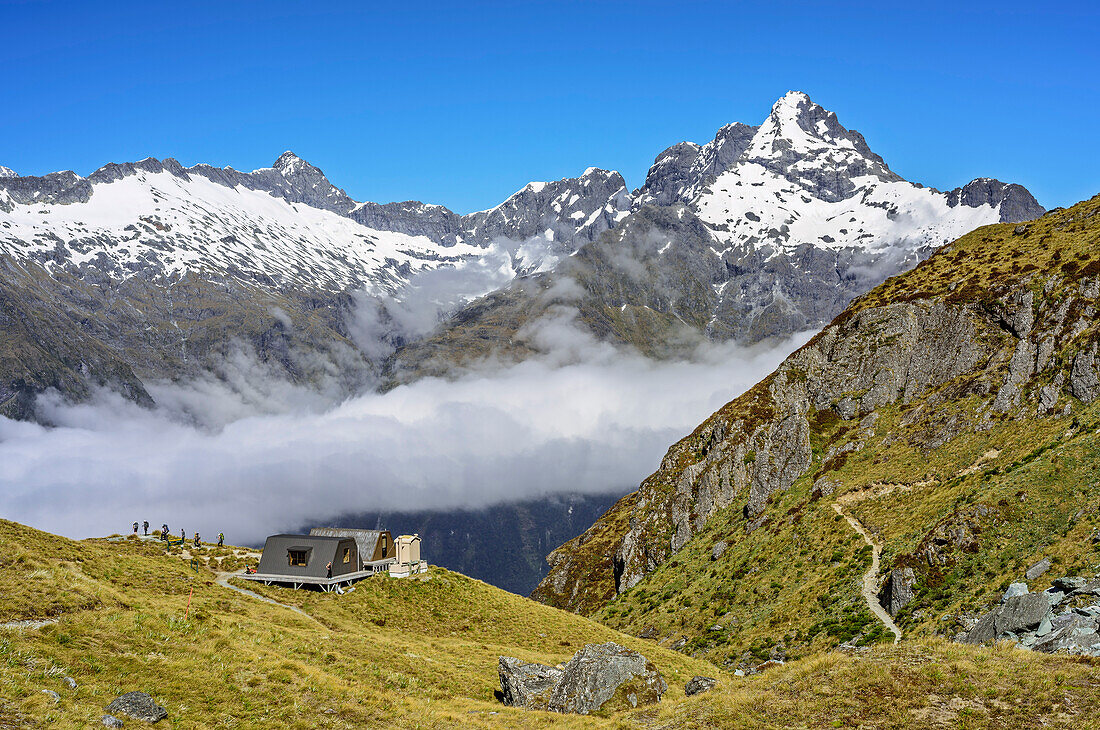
0,327 -> 809,545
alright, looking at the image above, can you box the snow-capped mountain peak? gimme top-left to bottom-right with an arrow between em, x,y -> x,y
0,165 -> 16,179
272,150 -> 311,176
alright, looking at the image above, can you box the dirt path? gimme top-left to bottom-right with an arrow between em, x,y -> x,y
214,572 -> 322,625
831,503 -> 902,644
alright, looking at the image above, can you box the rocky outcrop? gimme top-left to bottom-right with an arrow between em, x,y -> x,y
946,178 -> 1045,223
498,657 -> 564,711
499,642 -> 666,715
684,675 -> 717,696
963,593 -> 1051,644
534,198 -> 1100,616
959,577 -> 1100,657
879,567 -> 916,617
547,642 -> 667,715
105,692 -> 167,723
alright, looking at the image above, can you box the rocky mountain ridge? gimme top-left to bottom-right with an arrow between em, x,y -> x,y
387,92 -> 1044,379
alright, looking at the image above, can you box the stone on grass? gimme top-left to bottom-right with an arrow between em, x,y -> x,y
498,657 -> 564,711
41,690 -> 60,704
1002,582 -> 1029,602
711,541 -> 729,561
62,676 -> 77,690
101,716 -> 125,728
500,642 -> 667,715
1025,557 -> 1052,581
105,692 -> 167,724
684,676 -> 717,696
547,642 -> 667,715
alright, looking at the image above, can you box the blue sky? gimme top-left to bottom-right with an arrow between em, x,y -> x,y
2,0 -> 1097,213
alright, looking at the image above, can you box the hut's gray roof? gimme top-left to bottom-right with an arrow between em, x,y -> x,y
310,527 -> 385,559
257,534 -> 359,578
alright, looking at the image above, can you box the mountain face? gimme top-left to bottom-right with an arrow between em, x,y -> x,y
0,152 -> 630,418
389,92 -> 1043,379
532,196 -> 1100,668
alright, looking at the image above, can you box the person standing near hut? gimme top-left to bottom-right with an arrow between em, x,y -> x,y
217,532 -> 224,547
143,521 -> 149,536
180,528 -> 185,542
161,524 -> 169,541
326,561 -> 332,579
132,522 -> 139,535
193,532 -> 201,548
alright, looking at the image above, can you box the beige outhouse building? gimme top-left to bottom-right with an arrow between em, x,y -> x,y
389,534 -> 427,578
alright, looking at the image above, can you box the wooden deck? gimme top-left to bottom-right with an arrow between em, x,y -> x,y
238,559 -> 395,592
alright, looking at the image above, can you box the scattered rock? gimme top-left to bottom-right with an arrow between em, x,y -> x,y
710,541 -> 729,561
636,626 -> 658,640
498,657 -> 564,711
707,624 -> 724,632
555,642 -> 666,714
1032,614 -> 1100,656
1002,582 -> 1029,601
669,637 -> 688,651
1025,557 -> 1052,581
684,676 -> 717,696
101,716 -> 125,728
62,676 -> 77,690
1053,576 -> 1087,592
963,593 -> 1052,644
105,692 -> 167,724
1013,224 -> 1029,236
41,690 -> 60,704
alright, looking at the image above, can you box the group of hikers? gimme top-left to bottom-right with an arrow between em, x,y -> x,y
131,521 -> 225,548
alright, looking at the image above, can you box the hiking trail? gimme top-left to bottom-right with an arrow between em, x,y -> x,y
831,503 -> 902,644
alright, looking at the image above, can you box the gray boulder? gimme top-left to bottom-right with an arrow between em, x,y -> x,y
105,692 -> 167,724
499,643 -> 667,714
1025,557 -> 1052,581
1053,576 -> 1087,592
62,676 -> 77,690
879,567 -> 916,616
684,676 -> 717,696
1032,614 -> 1100,656
964,593 -> 1052,644
101,716 -> 125,728
1002,582 -> 1029,601
711,541 -> 729,561
498,657 -> 564,711
41,690 -> 60,704
549,642 -> 667,715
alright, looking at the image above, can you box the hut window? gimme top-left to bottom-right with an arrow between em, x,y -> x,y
381,534 -> 388,555
342,547 -> 351,564
288,549 -> 308,566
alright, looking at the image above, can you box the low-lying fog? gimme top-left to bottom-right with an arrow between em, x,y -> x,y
0,312 -> 809,545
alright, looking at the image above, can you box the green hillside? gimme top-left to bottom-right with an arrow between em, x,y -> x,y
3,519 -> 1099,728
534,195 -> 1100,669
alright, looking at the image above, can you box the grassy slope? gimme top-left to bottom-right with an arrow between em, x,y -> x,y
0,519 -> 714,728
539,196 -> 1100,667
3,520 -> 1099,728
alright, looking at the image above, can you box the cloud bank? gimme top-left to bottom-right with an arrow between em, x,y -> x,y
0,320 -> 809,546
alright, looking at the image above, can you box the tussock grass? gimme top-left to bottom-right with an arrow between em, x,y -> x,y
3,520 -> 1098,727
